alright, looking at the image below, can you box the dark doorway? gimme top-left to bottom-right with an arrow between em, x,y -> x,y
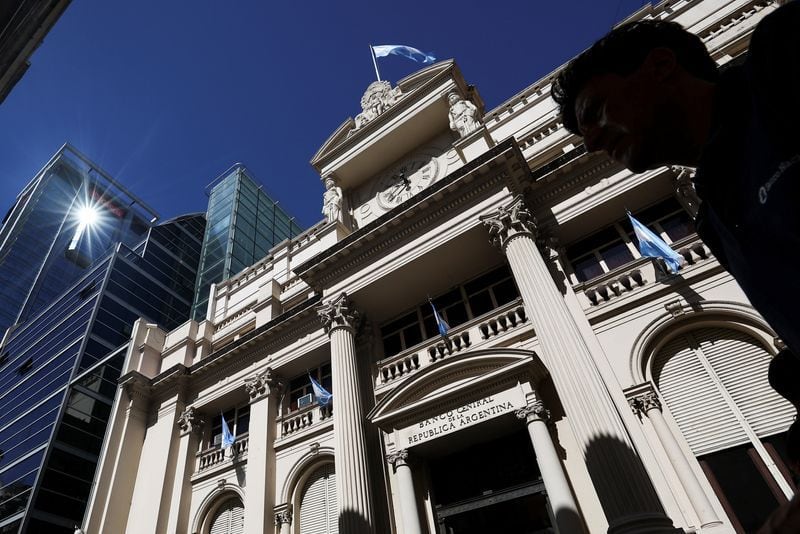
429,429 -> 554,534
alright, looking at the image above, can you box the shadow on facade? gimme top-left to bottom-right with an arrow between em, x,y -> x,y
584,434 -> 669,525
556,506 -> 589,534
338,510 -> 374,534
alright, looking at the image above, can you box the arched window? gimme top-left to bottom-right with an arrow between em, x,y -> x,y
208,495 -> 244,534
298,463 -> 337,534
654,327 -> 796,532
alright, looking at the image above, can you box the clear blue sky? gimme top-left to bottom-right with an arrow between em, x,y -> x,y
0,0 -> 646,229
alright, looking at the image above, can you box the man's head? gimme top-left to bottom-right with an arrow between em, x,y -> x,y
552,20 -> 719,172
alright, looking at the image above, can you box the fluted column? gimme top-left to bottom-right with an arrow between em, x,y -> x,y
274,505 -> 293,534
516,397 -> 584,534
318,293 -> 374,534
164,406 -> 204,534
387,450 -> 422,534
628,385 -> 721,528
244,368 -> 282,534
480,196 -> 677,533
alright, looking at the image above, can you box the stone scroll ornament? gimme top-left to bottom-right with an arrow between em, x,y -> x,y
177,406 -> 203,434
628,390 -> 662,417
317,292 -> 361,334
479,195 -> 539,250
244,367 -> 281,401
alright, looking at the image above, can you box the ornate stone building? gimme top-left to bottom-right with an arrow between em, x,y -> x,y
81,1 -> 795,533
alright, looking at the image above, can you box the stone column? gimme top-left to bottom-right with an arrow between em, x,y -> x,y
480,196 -> 677,533
274,505 -> 293,534
386,450 -> 422,534
628,385 -> 721,528
516,398 -> 585,534
243,368 -> 282,534
164,406 -> 204,534
318,293 -> 375,534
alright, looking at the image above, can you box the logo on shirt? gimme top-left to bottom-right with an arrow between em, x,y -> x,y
759,154 -> 800,204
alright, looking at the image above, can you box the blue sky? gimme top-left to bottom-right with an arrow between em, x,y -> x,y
0,0 -> 646,229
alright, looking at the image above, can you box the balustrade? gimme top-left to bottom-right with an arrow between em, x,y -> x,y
196,434 -> 249,471
278,403 -> 333,439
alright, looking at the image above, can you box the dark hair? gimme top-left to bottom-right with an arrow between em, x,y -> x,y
769,349 -> 800,409
552,19 -> 719,134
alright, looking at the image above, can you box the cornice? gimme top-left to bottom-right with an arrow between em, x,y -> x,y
297,139 -> 530,290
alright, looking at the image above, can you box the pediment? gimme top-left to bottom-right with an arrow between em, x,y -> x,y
368,348 -> 547,430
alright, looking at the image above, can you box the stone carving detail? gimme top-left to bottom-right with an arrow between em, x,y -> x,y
447,91 -> 481,138
352,81 -> 402,130
317,292 -> 361,334
322,175 -> 343,224
515,401 -> 550,423
480,195 -> 538,250
671,166 -> 700,219
275,507 -> 293,526
244,368 -> 281,400
664,299 -> 684,318
177,406 -> 203,434
628,391 -> 662,416
386,449 -> 410,469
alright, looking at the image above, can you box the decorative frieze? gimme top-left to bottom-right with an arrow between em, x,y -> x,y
317,292 -> 361,334
177,406 -> 203,434
479,195 -> 539,250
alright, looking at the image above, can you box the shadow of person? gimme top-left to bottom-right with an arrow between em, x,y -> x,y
338,509 -> 375,534
584,434 -> 681,533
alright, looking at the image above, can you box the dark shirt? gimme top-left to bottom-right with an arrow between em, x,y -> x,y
694,1 -> 800,352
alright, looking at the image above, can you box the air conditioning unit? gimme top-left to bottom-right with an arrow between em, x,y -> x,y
297,393 -> 314,408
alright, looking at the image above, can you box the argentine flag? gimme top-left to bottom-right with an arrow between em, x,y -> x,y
372,45 -> 435,65
309,374 -> 333,407
429,299 -> 450,337
628,212 -> 684,273
220,413 -> 235,449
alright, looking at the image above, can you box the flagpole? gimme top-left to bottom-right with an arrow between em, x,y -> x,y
369,44 -> 381,81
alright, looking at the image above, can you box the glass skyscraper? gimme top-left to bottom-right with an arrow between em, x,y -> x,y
0,213 -> 205,534
0,145 -> 157,337
191,164 -> 303,321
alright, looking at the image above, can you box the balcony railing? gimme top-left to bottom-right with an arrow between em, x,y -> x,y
375,299 -> 529,390
196,433 -> 249,472
277,403 -> 333,440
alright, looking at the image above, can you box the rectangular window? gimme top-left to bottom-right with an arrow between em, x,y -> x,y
287,364 -> 332,413
209,405 -> 251,448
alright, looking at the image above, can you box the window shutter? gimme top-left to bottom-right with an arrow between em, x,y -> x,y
654,335 -> 747,455
696,328 -> 795,439
209,497 -> 244,534
300,463 -> 338,534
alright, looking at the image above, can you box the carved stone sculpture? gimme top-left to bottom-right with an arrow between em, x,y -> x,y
628,390 -> 662,416
322,176 -> 343,223
353,81 -> 402,130
447,92 -> 481,138
479,195 -> 538,250
516,401 -> 550,423
317,292 -> 360,334
177,406 -> 203,434
244,367 -> 281,401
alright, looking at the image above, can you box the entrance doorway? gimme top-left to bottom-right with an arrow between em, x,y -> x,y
429,429 -> 554,534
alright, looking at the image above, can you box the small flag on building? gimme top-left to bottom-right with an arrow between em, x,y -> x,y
309,374 -> 333,407
627,212 -> 684,273
371,44 -> 436,65
429,299 -> 450,338
220,412 -> 235,449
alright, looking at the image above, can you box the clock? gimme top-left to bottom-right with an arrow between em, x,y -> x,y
375,156 -> 441,210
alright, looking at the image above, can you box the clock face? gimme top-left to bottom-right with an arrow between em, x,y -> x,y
375,156 -> 440,210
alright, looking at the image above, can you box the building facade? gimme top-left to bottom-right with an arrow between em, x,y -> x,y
82,1 -> 794,533
0,144 -> 158,337
0,201 -> 205,533
191,165 -> 303,322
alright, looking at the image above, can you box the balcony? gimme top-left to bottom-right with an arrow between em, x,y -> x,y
276,403 -> 333,443
196,433 -> 249,473
574,234 -> 715,311
374,298 -> 529,392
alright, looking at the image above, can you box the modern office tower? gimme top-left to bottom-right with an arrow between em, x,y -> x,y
191,165 -> 303,321
0,144 -> 157,338
0,212 -> 205,534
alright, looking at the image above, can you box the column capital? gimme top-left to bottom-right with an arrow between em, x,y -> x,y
317,292 -> 361,335
626,383 -> 662,417
516,400 -> 550,423
274,504 -> 293,526
177,406 -> 203,435
245,367 -> 282,402
386,449 -> 410,470
479,195 -> 538,251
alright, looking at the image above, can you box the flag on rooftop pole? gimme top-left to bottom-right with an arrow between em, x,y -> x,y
371,44 -> 436,67
627,212 -> 684,274
429,298 -> 450,338
309,373 -> 333,407
220,412 -> 235,452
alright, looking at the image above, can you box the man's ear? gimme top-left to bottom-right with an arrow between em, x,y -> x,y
643,47 -> 678,82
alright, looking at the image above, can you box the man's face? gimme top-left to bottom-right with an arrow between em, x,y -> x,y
574,70 -> 669,173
